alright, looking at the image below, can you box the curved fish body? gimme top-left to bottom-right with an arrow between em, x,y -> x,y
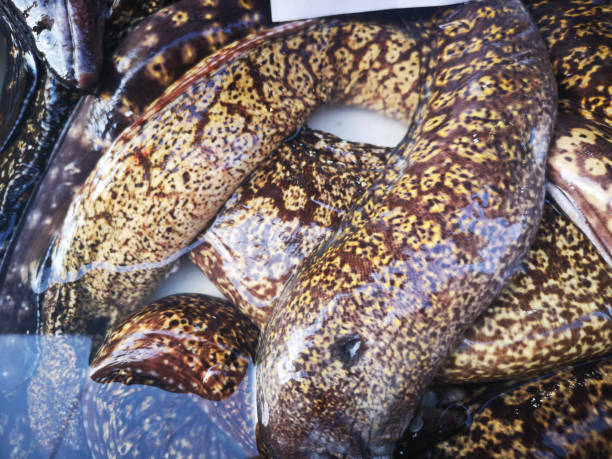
6,0 -> 105,91
0,0 -> 268,336
39,17 -> 423,339
191,127 -> 391,327
86,294 -> 259,458
15,4 -> 266,452
256,0 -> 556,456
0,68 -> 79,332
420,356 -> 612,458
525,0 -> 612,267
191,128 -> 612,382
438,202 -> 612,382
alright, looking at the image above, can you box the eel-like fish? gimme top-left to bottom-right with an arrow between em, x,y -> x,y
437,201 -> 612,382
256,0 -> 555,455
85,294 -> 611,456
38,17 -> 424,339
0,10 -> 36,153
31,0 -> 554,454
15,2 -> 268,453
85,294 -> 259,458
0,0 -> 268,336
415,356 -> 612,458
4,0 -> 185,91
191,126 -> 612,382
190,127 -> 391,327
0,6 -> 79,317
525,0 -> 612,268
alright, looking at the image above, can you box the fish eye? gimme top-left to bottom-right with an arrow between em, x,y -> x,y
330,334 -> 364,369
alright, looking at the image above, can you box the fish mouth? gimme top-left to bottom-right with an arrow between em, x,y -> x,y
21,0 -> 104,91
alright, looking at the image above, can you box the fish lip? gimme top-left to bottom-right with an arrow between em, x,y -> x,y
26,0 -> 103,91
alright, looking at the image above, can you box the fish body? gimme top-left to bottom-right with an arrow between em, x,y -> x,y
192,128 -> 612,383
420,357 -> 612,458
525,0 -> 612,267
39,17 -> 423,338
256,0 -> 556,455
0,0 -> 268,336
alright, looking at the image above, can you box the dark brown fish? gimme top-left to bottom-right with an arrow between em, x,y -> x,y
84,294 -> 259,458
0,10 -> 36,153
6,0 -> 105,90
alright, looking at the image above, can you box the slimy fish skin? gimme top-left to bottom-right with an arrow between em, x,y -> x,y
256,0 -> 555,456
525,0 -> 612,268
0,0 -> 268,337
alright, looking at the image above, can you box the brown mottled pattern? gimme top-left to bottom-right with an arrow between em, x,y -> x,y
256,0 -> 556,456
424,357 -> 612,458
525,0 -> 612,266
0,0 -> 268,336
439,202 -> 612,382
40,19 -> 422,339
191,127 -> 391,327
84,294 -> 259,457
90,294 -> 259,402
192,129 -> 612,380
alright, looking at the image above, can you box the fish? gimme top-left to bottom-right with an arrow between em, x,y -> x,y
524,0 -> 612,268
6,0 -> 106,90
0,5 -> 80,330
417,356 -> 612,458
191,127 -> 612,383
37,17 -> 423,342
85,294 -> 259,458
0,0 -> 269,336
190,126 -> 391,327
11,2 -> 268,453
255,0 -> 556,455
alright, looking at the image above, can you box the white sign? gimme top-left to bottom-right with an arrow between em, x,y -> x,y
271,0 -> 466,22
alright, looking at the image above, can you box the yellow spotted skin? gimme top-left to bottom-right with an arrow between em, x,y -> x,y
191,131 -> 612,383
256,0 -> 556,456
190,127 -> 390,327
40,18 -> 422,338
90,294 -> 259,402
422,357 -> 612,458
524,0 -> 612,266
18,3 -> 268,453
85,294 -> 260,457
0,0 -> 268,338
439,202 -> 612,382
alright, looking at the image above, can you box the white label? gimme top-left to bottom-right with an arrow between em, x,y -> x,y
270,0 -> 466,22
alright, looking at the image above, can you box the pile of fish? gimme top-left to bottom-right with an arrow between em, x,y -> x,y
0,0 -> 609,457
